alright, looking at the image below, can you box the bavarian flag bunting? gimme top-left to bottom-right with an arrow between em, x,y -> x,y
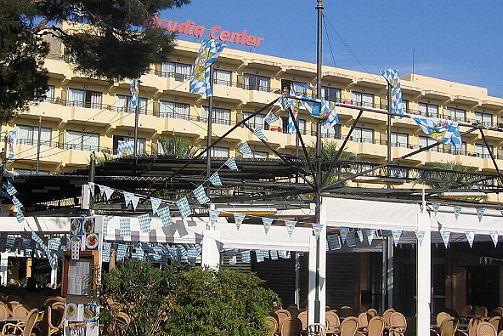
412,116 -> 461,147
190,39 -> 226,97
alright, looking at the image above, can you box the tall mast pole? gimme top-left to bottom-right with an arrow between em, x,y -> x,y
206,65 -> 214,179
133,78 -> 140,157
314,0 -> 323,324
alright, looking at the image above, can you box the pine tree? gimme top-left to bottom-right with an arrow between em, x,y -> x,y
0,0 -> 191,122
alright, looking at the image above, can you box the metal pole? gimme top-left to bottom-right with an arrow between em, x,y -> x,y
133,79 -> 140,157
88,151 -> 95,216
294,252 -> 300,308
207,64 -> 214,179
387,83 -> 392,164
314,0 -> 323,324
36,116 -> 42,175
0,127 -> 5,212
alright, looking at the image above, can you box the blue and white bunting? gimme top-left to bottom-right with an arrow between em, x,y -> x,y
150,197 -> 162,215
412,117 -> 462,148
6,183 -> 17,196
131,246 -> 144,261
138,214 -> 151,233
99,185 -> 114,200
253,126 -> 267,141
391,230 -> 402,247
440,230 -> 451,249
16,210 -> 25,223
209,209 -> 220,228
117,140 -> 135,158
453,206 -> 462,220
193,185 -> 210,204
189,39 -> 226,97
119,218 -> 131,237
464,230 -> 475,248
234,213 -> 245,230
224,157 -> 238,171
159,207 -> 172,227
129,78 -> 139,109
176,197 -> 192,218
102,242 -> 111,263
12,196 -> 23,209
415,229 -> 426,246
327,234 -> 342,250
7,130 -> 16,161
339,227 -> 349,243
285,220 -> 297,238
357,229 -> 364,243
209,172 -> 223,187
238,142 -> 253,156
103,215 -> 113,235
226,249 -> 237,265
490,230 -> 499,248
116,244 -> 129,261
432,202 -> 440,216
381,69 -> 405,118
346,231 -> 356,247
6,236 -> 16,250
366,229 -> 376,246
264,110 -> 279,125
256,250 -> 268,262
48,238 -> 61,251
88,182 -> 95,197
270,250 -> 278,261
323,101 -> 339,129
240,250 -> 251,263
312,223 -> 324,240
123,192 -> 134,208
262,217 -> 274,234
187,247 -> 198,265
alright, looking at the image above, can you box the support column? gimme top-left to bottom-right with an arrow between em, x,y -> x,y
50,266 -> 58,288
0,253 -> 8,286
417,212 -> 431,336
294,252 -> 300,308
201,231 -> 220,270
308,204 -> 326,326
26,257 -> 32,278
386,237 -> 394,308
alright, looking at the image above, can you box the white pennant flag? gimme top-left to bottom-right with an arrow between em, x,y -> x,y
453,206 -> 462,220
476,208 -> 485,222
131,195 -> 140,210
234,213 -> 245,230
440,230 -> 451,249
391,230 -> 402,247
339,227 -> 349,243
123,191 -> 134,208
366,229 -> 376,246
99,185 -> 114,200
312,223 -> 324,240
357,229 -> 364,243
415,229 -> 426,246
88,182 -> 95,197
489,230 -> 499,248
285,220 -> 297,238
262,217 -> 273,234
464,230 -> 475,248
150,197 -> 162,215
432,202 -> 440,216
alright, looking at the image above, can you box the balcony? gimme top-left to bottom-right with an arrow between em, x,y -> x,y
24,99 -> 68,122
14,141 -> 63,165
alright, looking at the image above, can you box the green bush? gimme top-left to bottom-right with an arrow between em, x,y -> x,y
97,261 -> 279,336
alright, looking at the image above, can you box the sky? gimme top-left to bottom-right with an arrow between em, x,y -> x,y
161,0 -> 503,98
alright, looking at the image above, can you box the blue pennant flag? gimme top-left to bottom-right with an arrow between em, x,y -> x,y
116,244 -> 129,261
12,196 -> 23,209
264,109 -> 279,125
286,87 -> 298,134
130,78 -> 139,109
159,207 -> 172,227
312,223 -> 324,240
132,246 -> 144,261
193,185 -> 210,204
262,217 -> 274,234
119,218 -> 131,237
240,250 -> 251,263
102,242 -> 111,262
253,126 -> 267,141
209,209 -> 220,227
238,142 -> 253,156
176,197 -> 192,218
138,214 -> 151,233
413,117 -> 461,147
187,246 -> 198,265
16,210 -> 25,223
224,157 -> 238,171
381,69 -> 405,118
285,220 -> 297,238
150,197 -> 162,215
323,100 -> 339,128
6,183 -> 17,196
190,39 -> 226,97
117,140 -> 134,158
234,213 -> 245,230
209,172 -> 223,187
48,238 -> 61,251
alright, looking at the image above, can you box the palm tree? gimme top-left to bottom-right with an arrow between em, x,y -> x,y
417,162 -> 473,189
159,137 -> 198,157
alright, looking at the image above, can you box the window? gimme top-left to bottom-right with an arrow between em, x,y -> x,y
352,127 -> 374,143
202,107 -> 231,125
475,143 -> 493,158
244,74 -> 270,91
321,125 -> 341,139
389,167 -> 408,178
66,131 -> 99,151
160,101 -> 189,119
419,136 -> 439,152
14,169 -> 49,176
298,119 -> 307,134
16,125 -> 52,146
117,95 -> 147,114
243,112 -> 268,130
475,112 -> 493,127
351,91 -> 374,108
214,69 -> 232,86
281,117 -> 306,134
322,87 -> 341,102
113,135 -> 145,155
68,88 -> 102,108
450,142 -> 467,155
44,85 -> 55,102
391,132 -> 408,148
445,107 -> 466,122
254,151 -> 269,159
402,99 -> 409,112
418,103 -> 439,118
201,146 -> 229,158
161,61 -> 192,80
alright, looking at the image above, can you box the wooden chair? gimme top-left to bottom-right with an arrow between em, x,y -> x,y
265,316 -> 278,336
2,308 -> 39,336
475,306 -> 489,318
434,317 -> 459,336
367,308 -> 378,318
436,312 -> 451,328
357,312 -> 369,333
276,309 -> 292,334
12,305 -> 30,320
459,317 -> 483,336
279,317 -> 301,336
364,316 -> 385,336
498,330 -> 503,336
340,316 -> 358,336
477,321 -> 497,336
489,316 -> 502,333
461,305 -> 473,317
287,305 -> 300,318
47,302 -> 65,336
0,302 -> 9,320
298,311 -> 308,332
381,308 -> 395,328
389,312 -> 407,336
339,306 -> 355,319
325,310 -> 340,335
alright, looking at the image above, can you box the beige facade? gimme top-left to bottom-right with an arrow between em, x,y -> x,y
8,34 -> 503,183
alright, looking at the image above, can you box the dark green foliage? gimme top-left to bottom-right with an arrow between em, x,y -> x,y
96,261 -> 279,336
418,162 -> 473,189
0,0 -> 190,121
159,137 -> 198,157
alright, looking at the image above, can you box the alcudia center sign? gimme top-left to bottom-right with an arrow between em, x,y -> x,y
149,14 -> 265,47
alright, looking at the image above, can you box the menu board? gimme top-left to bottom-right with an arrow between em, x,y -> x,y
67,259 -> 92,296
